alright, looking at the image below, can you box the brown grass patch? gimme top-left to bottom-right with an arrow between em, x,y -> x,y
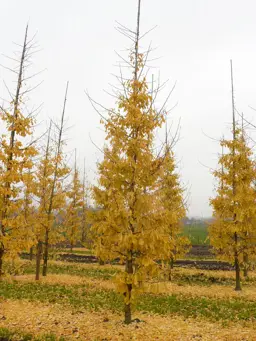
11,274 -> 115,291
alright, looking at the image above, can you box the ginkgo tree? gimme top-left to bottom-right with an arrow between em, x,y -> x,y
209,61 -> 256,290
0,26 -> 38,277
210,130 -> 256,290
33,111 -> 70,280
81,162 -> 91,245
91,0 -> 183,324
158,130 -> 190,280
22,169 -> 37,261
33,122 -> 54,280
65,151 -> 83,252
41,84 -> 70,277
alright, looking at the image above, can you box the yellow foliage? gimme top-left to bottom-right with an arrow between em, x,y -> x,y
33,132 -> 70,246
91,48 -> 185,316
1,300 -> 255,341
64,165 -> 83,249
210,130 -> 256,266
0,103 -> 38,271
157,146 -> 190,263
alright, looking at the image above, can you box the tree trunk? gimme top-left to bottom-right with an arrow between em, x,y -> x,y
124,258 -> 133,324
168,258 -> 174,281
235,256 -> 241,291
42,230 -> 49,276
81,228 -> 86,244
29,247 -> 33,261
124,296 -> 132,325
99,258 -> 104,266
36,241 -> 42,281
234,233 -> 241,291
243,253 -> 249,278
0,247 -> 4,278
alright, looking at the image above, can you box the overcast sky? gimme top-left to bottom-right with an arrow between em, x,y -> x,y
1,0 -> 256,217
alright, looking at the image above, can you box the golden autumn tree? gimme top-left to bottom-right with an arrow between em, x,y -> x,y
80,161 -> 90,246
158,129 -> 190,279
22,169 -> 37,261
209,61 -> 256,290
33,95 -> 70,280
210,131 -> 256,290
33,122 -> 55,280
65,151 -> 83,252
0,26 -> 38,277
41,83 -> 70,277
91,0 -> 178,324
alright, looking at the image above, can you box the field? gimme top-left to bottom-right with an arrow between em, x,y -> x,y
0,250 -> 256,341
182,224 -> 209,245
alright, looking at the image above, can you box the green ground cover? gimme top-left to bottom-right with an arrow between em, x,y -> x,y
182,224 -> 209,245
0,280 -> 255,323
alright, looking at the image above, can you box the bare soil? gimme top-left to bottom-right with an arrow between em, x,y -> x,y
21,245 -> 234,271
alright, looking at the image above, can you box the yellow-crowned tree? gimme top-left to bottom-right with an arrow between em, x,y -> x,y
210,61 -> 256,290
210,130 -> 256,290
0,27 -> 37,277
158,136 -> 190,279
65,152 -> 83,252
91,0 -> 181,324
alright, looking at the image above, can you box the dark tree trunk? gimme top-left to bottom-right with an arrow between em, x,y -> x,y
99,259 -> 105,266
36,241 -> 42,281
29,247 -> 33,261
0,247 -> 4,278
124,295 -> 132,325
243,253 -> 249,278
235,256 -> 241,291
168,258 -> 174,281
124,258 -> 133,324
42,231 -> 49,276
81,231 -> 85,243
234,233 -> 241,291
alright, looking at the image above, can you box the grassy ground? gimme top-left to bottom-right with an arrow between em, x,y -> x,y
0,327 -> 64,341
182,224 -> 209,245
52,248 -> 93,256
1,300 -> 255,341
0,259 -> 255,340
20,261 -> 119,280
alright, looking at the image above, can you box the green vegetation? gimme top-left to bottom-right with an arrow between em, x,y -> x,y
0,282 -> 122,312
20,261 -> 120,280
182,224 -> 209,245
138,293 -> 256,322
54,249 -> 93,255
0,279 -> 255,323
0,328 -> 64,341
16,260 -> 256,286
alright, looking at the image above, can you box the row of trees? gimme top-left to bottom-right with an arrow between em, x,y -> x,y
91,0 -> 256,322
0,0 -> 191,325
1,0 -> 256,325
0,27 -> 90,281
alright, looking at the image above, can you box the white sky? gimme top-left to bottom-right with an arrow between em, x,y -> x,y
1,0 -> 256,217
